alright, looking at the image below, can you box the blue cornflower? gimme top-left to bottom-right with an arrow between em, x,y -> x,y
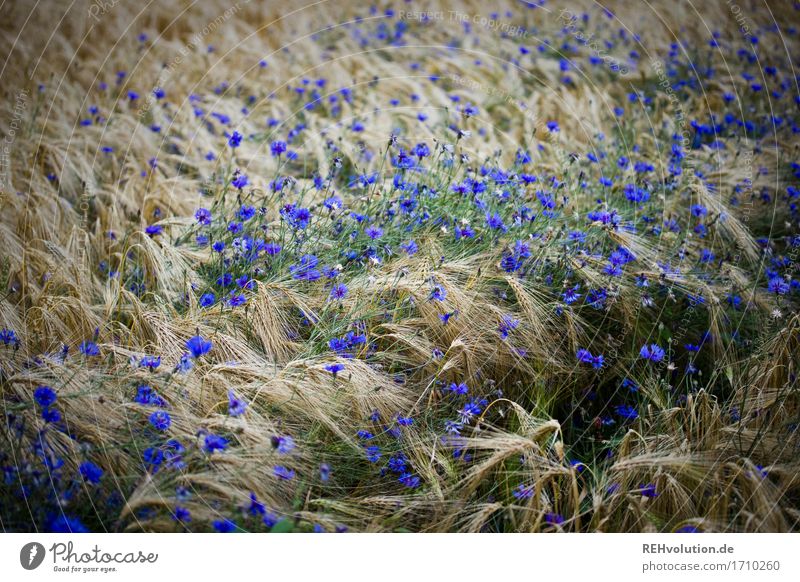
329,283 -> 348,300
227,293 -> 247,307
149,410 -> 171,431
447,382 -> 469,395
562,285 -> 581,304
273,465 -> 295,480
429,284 -> 447,302
325,363 -> 345,376
228,131 -> 242,148
615,405 -> 639,421
400,240 -> 418,255
498,315 -> 519,339
365,225 -> 383,239
175,354 -> 193,374
145,224 -> 163,237
199,292 -> 216,307
319,463 -> 331,482
444,420 -> 463,435
203,433 -> 228,453
231,173 -> 249,190
270,140 -> 287,156
34,386 -> 57,407
186,335 -> 212,358
639,343 -> 665,362
274,435 -> 295,455
412,142 -> 430,159
512,483 -> 534,499
365,445 -> 381,463
213,519 -> 237,532
79,341 -> 100,356
42,408 -> 61,423
768,277 -> 789,295
79,461 -> 104,484
545,513 -> 565,525
577,348 -> 604,368
290,254 -> 322,281
546,120 -> 560,132
398,473 -> 421,488
228,390 -> 247,416
485,212 -> 507,232
638,483 -> 658,498
139,355 -> 161,369
0,328 -> 20,347
173,507 -> 191,523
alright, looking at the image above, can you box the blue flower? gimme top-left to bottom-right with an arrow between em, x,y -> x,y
79,461 -> 104,484
638,483 -> 658,498
139,355 -> 161,369
639,343 -> 665,362
274,435 -> 295,454
228,131 -> 242,148
270,140 -> 287,156
498,314 -> 519,339
213,518 -> 237,532
325,363 -> 345,376
615,405 -> 639,421
195,207 -> 212,225
228,390 -> 247,416
79,341 -> 100,356
768,277 -> 789,295
546,120 -> 560,132
0,328 -> 20,347
290,254 -> 322,281
203,433 -> 228,453
398,473 -> 421,488
429,284 -> 447,302
365,445 -> 381,463
273,465 -> 296,480
329,283 -> 348,300
447,382 -> 469,395
512,483 -> 534,499
400,240 -> 418,255
365,225 -> 383,239
186,335 -> 212,358
231,173 -> 249,190
545,513 -> 564,525
149,410 -> 171,431
319,463 -> 331,482
48,514 -> 89,533
412,142 -> 430,159
34,386 -> 57,407
485,212 -> 507,232
42,408 -> 61,423
173,507 -> 191,523
576,348 -> 603,368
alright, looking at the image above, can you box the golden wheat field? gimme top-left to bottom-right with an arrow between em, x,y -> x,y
0,0 -> 799,534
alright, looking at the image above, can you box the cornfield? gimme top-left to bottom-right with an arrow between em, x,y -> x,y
1,0 -> 799,532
